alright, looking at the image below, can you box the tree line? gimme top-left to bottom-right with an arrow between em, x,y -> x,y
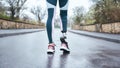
0,0 -> 46,24
73,0 -> 120,25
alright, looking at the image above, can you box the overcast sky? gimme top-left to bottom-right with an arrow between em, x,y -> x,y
26,0 -> 91,16
23,0 -> 92,22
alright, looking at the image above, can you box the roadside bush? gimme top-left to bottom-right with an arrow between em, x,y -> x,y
0,14 -> 10,20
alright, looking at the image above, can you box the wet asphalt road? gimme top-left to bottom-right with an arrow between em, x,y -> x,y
0,29 -> 120,68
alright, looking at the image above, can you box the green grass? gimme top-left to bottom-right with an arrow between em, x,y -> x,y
0,13 -> 10,20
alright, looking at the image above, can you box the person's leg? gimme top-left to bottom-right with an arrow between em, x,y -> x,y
46,0 -> 57,54
59,0 -> 69,33
46,0 -> 57,44
59,0 -> 70,53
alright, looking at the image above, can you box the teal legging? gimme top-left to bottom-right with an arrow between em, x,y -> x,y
46,0 -> 68,43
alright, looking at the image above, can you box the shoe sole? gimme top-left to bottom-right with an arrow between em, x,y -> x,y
47,50 -> 55,54
47,52 -> 54,54
60,48 -> 70,54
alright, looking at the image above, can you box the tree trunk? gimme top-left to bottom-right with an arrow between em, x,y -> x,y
95,23 -> 102,32
11,10 -> 15,20
38,15 -> 41,23
10,6 -> 15,20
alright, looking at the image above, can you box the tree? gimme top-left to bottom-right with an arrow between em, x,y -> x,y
0,1 -> 5,14
22,13 -> 30,22
4,0 -> 27,20
89,0 -> 120,32
90,0 -> 120,23
30,6 -> 46,23
72,7 -> 85,25
84,6 -> 95,25
15,0 -> 27,19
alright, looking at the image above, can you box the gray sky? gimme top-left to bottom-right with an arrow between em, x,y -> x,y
24,0 -> 92,22
26,0 -> 91,16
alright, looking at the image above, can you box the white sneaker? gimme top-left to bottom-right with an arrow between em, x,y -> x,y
60,42 -> 70,53
47,43 -> 55,54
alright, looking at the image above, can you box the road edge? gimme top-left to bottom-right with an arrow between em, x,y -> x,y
68,30 -> 120,43
0,29 -> 45,38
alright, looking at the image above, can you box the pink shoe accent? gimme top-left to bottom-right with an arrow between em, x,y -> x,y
61,43 -> 67,48
48,44 -> 55,50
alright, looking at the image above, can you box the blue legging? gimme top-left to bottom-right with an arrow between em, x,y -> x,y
46,0 -> 68,43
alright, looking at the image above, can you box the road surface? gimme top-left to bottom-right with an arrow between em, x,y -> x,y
0,29 -> 120,68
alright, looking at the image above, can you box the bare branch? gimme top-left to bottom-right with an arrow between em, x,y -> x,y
30,6 -> 46,23
5,0 -> 27,19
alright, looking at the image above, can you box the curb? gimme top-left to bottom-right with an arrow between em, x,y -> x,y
0,29 -> 44,38
68,30 -> 120,43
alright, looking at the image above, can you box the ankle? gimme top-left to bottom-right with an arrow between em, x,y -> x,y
61,33 -> 67,39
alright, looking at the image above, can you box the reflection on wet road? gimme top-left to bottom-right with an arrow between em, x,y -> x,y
46,53 -> 69,68
0,29 -> 120,68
